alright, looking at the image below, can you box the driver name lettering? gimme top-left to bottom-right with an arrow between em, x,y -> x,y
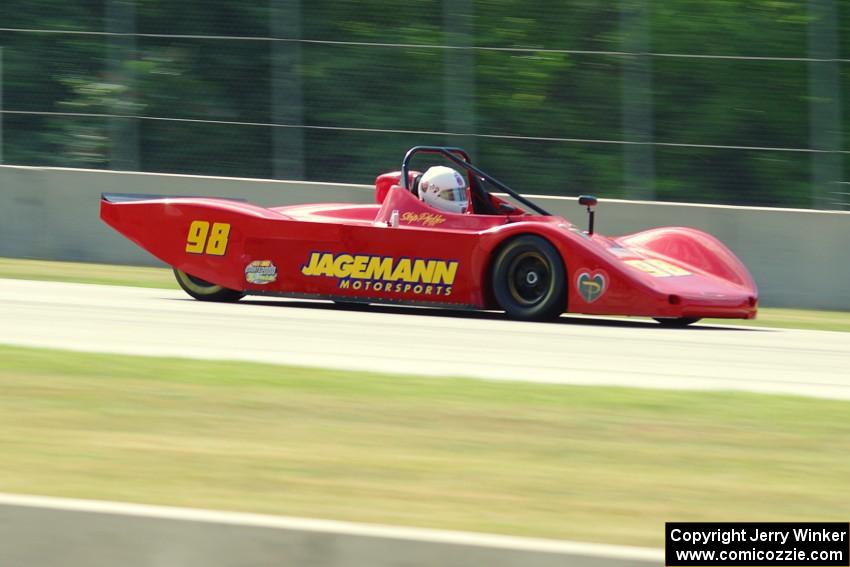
401,212 -> 447,227
301,252 -> 458,296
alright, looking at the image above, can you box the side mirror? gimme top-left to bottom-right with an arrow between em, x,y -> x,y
578,195 -> 597,208
577,195 -> 598,235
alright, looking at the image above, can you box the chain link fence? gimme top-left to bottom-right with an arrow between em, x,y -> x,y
0,0 -> 847,208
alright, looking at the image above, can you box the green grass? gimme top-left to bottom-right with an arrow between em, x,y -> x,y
1,344 -> 849,548
1,257 -> 849,332
0,257 -> 175,289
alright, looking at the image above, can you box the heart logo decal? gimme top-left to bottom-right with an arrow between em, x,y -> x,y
576,270 -> 607,303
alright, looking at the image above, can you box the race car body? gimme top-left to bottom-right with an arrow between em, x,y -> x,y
100,146 -> 757,324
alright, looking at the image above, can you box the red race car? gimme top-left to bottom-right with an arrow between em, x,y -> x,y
100,146 -> 757,325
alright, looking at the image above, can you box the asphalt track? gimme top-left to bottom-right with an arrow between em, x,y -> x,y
1,278 -> 848,400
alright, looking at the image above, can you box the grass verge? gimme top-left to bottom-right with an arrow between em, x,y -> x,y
1,257 -> 848,332
0,257 -> 175,289
1,344 -> 849,548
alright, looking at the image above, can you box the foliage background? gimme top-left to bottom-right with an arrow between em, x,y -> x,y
0,0 -> 848,208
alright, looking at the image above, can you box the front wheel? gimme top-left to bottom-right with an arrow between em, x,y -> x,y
173,269 -> 245,302
491,235 -> 566,321
654,317 -> 701,327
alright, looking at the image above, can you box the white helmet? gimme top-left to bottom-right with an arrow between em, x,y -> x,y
418,166 -> 469,214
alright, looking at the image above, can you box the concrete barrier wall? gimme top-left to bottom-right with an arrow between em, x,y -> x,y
0,493 -> 662,567
0,165 -> 373,267
2,165 -> 849,309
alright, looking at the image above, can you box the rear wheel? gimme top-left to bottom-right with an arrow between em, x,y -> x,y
491,235 -> 566,321
173,269 -> 245,302
654,317 -> 701,327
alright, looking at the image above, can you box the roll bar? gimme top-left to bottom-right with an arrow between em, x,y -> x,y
400,146 -> 551,216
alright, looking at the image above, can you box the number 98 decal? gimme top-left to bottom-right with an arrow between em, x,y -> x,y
185,220 -> 231,256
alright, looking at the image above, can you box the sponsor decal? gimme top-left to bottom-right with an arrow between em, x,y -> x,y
576,269 -> 607,303
400,211 -> 446,227
624,258 -> 691,278
245,260 -> 277,285
301,252 -> 458,297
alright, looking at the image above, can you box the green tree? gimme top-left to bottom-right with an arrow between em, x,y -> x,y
1,0 -> 847,207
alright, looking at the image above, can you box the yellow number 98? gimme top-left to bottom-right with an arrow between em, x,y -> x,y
185,220 -> 231,256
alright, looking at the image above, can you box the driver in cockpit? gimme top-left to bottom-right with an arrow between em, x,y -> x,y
417,166 -> 469,214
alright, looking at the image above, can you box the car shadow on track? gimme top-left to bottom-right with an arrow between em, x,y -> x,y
198,297 -> 768,332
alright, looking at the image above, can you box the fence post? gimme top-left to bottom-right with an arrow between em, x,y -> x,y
443,0 -> 476,159
271,0 -> 305,180
106,0 -> 139,171
620,0 -> 655,200
807,0 -> 843,210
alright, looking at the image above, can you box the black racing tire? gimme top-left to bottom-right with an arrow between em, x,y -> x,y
654,317 -> 701,327
173,269 -> 245,302
491,235 -> 567,321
